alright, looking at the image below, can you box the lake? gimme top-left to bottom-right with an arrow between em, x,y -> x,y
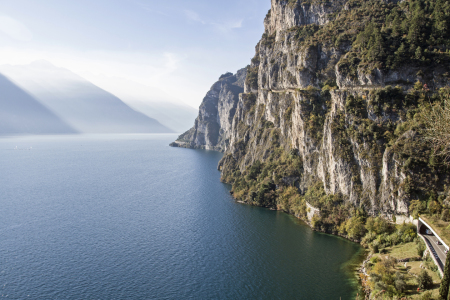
0,134 -> 362,299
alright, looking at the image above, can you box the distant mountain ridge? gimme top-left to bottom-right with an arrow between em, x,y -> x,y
0,73 -> 76,135
82,74 -> 198,133
0,61 -> 173,134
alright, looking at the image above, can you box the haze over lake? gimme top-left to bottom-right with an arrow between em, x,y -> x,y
0,134 -> 362,299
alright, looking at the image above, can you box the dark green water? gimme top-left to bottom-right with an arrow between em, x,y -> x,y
0,134 -> 362,299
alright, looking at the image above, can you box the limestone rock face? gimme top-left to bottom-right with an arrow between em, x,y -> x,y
335,64 -> 450,90
264,0 -> 345,35
171,69 -> 247,152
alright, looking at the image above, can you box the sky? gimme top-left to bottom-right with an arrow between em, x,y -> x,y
0,0 -> 271,108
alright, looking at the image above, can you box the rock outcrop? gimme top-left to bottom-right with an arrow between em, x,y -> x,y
171,69 -> 247,152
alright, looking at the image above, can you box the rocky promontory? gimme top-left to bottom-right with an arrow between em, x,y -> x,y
170,68 -> 247,152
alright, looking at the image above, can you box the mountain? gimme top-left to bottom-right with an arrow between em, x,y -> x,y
171,69 -> 247,151
81,74 -> 198,133
173,0 -> 450,228
0,73 -> 76,135
0,61 -> 173,134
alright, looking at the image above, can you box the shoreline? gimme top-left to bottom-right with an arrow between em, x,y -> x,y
289,208 -> 371,299
172,144 -> 372,297
234,198 -> 370,298
229,179 -> 439,298
298,214 -> 370,299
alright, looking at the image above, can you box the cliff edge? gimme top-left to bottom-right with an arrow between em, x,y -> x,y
170,68 -> 247,152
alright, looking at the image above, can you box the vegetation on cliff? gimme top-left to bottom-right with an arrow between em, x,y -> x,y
223,85 -> 450,228
336,0 -> 450,75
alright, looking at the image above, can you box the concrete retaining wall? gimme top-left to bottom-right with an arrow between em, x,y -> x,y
306,201 -> 320,222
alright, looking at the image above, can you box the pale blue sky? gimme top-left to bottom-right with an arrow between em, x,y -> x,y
0,0 -> 270,107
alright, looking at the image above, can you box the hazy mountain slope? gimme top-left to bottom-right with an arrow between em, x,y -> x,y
0,61 -> 173,134
82,75 -> 198,133
126,100 -> 197,133
0,74 -> 76,135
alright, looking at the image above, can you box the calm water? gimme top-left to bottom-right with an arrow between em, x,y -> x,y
0,134 -> 362,299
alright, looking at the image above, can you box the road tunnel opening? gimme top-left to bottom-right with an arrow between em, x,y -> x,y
418,223 -> 433,235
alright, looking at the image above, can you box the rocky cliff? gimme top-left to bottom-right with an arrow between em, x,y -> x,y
171,69 -> 247,152
172,0 -> 450,226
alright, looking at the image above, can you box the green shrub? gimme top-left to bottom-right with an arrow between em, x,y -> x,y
417,269 -> 433,290
421,291 -> 433,300
417,239 -> 426,257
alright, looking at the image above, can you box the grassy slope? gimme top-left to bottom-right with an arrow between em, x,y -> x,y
370,242 -> 441,299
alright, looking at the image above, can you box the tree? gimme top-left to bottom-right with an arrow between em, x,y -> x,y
415,46 -> 423,60
371,242 -> 379,253
391,14 -> 402,37
365,217 -> 391,235
441,209 -> 450,221
422,291 -> 433,300
421,89 -> 450,298
408,12 -> 425,45
440,251 -> 450,300
422,88 -> 450,164
410,199 -> 425,218
311,214 -> 321,228
417,269 -> 433,290
429,200 -> 442,215
365,217 -> 376,232
368,27 -> 385,61
369,256 -> 398,294
432,0 -> 450,45
417,240 -> 426,257
414,80 -> 424,91
394,271 -> 406,292
345,216 -> 367,240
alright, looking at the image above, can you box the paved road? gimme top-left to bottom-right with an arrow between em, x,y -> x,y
422,234 -> 447,270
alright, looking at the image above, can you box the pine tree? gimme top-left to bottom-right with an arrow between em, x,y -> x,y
392,14 -> 402,37
415,46 -> 423,60
408,11 -> 425,46
439,251 -> 450,300
368,27 -> 385,61
394,43 -> 407,67
433,0 -> 450,46
417,269 -> 433,290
